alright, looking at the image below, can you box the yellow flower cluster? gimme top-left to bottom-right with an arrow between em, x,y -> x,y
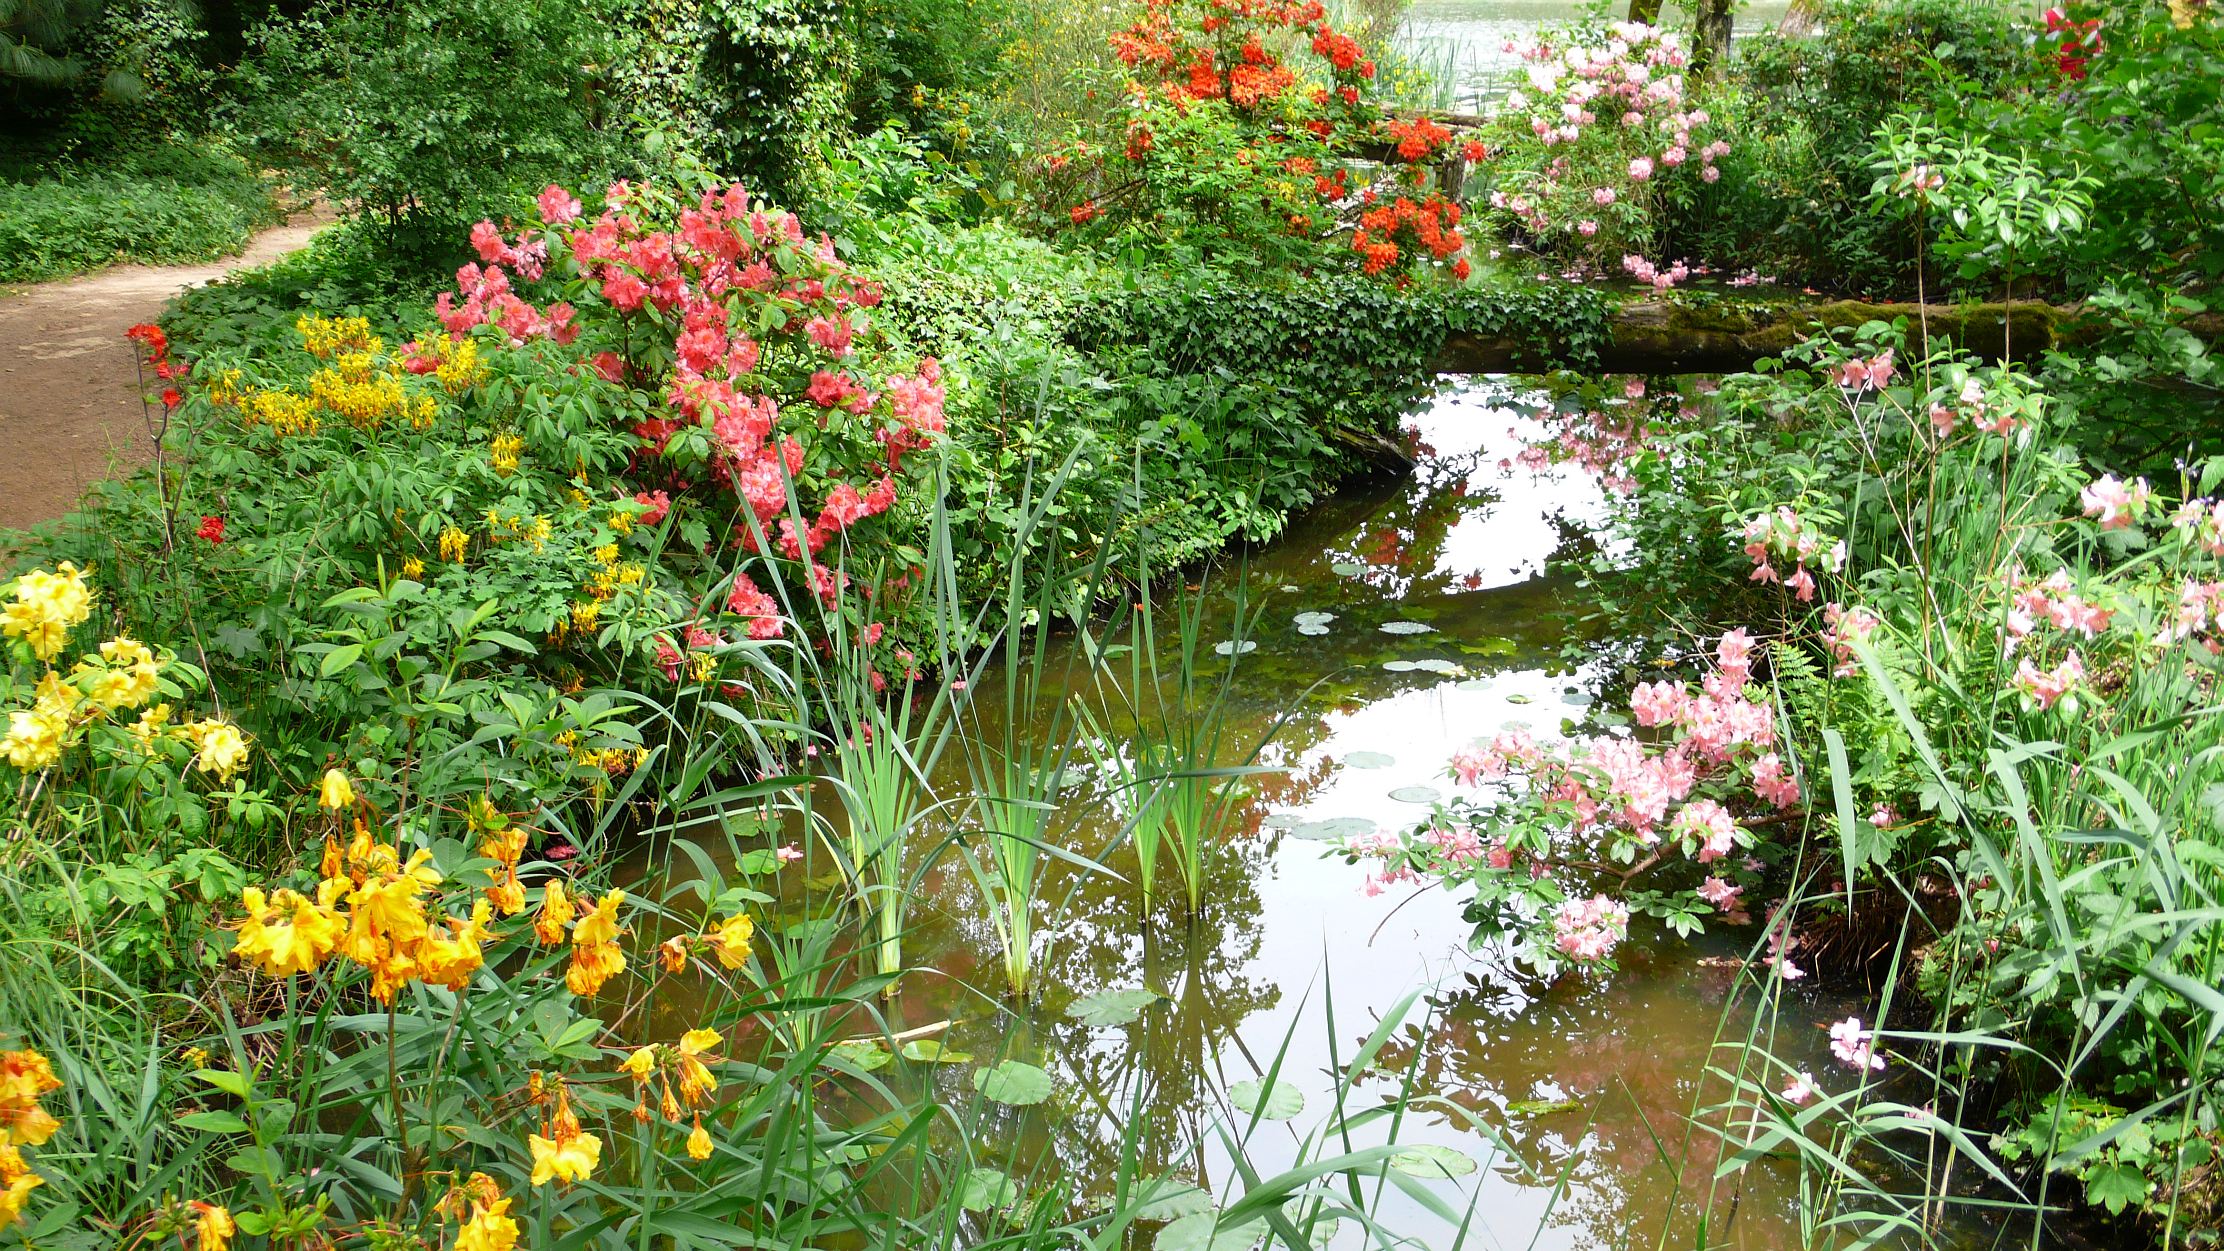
178,717 -> 251,782
241,388 -> 321,437
307,360 -> 418,432
405,330 -> 489,395
550,729 -> 651,776
532,882 -> 630,996
442,1172 -> 520,1251
491,432 -> 524,476
2,563 -> 92,663
231,825 -> 495,1002
440,526 -> 472,563
472,796 -> 529,917
481,510 -> 554,552
189,1202 -> 234,1251
296,315 -> 379,358
527,1080 -> 601,1187
620,1027 -> 723,1155
0,1049 -> 61,1227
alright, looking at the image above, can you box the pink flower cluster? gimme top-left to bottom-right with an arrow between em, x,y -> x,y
2163,581 -> 2224,648
1833,349 -> 1896,391
1552,893 -> 1630,963
1821,602 -> 1882,677
2007,568 -> 2113,646
2169,498 -> 2224,555
1925,375 -> 2018,439
2011,651 -> 2085,711
2079,474 -> 2152,530
1741,506 -> 1846,602
1620,253 -> 1689,290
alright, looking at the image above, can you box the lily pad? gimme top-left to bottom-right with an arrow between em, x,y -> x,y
1298,624 -> 1331,636
1458,636 -> 1519,658
1505,1097 -> 1583,1117
1455,678 -> 1495,691
1411,658 -> 1463,675
1132,1178 -> 1213,1223
1064,988 -> 1165,1027
1280,1199 -> 1343,1248
1505,693 -> 1533,705
1293,610 -> 1336,627
900,1039 -> 973,1064
1389,785 -> 1443,805
1291,817 -> 1376,841
1229,1077 -> 1305,1120
829,1040 -> 892,1072
1158,1212 -> 1268,1251
1379,620 -> 1435,635
973,1060 -> 1053,1106
1260,810 -> 1302,831
1380,659 -> 1418,672
1213,640 -> 1258,657
1388,1144 -> 1478,1179
960,1167 -> 1019,1212
1329,561 -> 1366,577
1343,750 -> 1395,769
1562,691 -> 1594,707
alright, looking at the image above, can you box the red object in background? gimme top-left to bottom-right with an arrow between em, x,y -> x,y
196,515 -> 226,544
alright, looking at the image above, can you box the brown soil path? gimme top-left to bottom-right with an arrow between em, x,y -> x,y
0,212 -> 331,532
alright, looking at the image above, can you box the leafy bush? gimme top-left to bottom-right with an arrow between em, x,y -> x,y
0,141 -> 280,282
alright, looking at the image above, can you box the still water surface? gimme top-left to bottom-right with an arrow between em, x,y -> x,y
629,380 -> 1982,1249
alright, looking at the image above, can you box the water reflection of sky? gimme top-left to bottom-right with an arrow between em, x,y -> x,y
1396,0 -> 1792,111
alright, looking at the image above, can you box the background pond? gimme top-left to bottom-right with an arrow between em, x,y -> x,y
626,379 -> 1985,1249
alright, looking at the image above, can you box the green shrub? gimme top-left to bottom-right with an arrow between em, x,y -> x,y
0,141 -> 280,283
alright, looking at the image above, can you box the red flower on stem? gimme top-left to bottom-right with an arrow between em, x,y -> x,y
196,515 -> 226,544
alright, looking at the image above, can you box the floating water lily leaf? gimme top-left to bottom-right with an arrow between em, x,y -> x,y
959,1167 -> 1019,1212
1064,988 -> 1165,1027
1279,584 -> 1302,593
1329,561 -> 1366,577
1293,611 -> 1336,627
1132,1177 -> 1213,1223
973,1061 -> 1053,1106
1458,636 -> 1518,657
1505,693 -> 1533,705
1229,1078 -> 1304,1120
900,1039 -> 972,1064
1388,1144 -> 1478,1178
1261,810 -> 1302,831
1055,765 -> 1091,792
1157,1212 -> 1268,1251
1505,1097 -> 1582,1117
1298,624 -> 1331,636
1389,785 -> 1443,805
1379,620 -> 1435,635
1380,660 -> 1418,672
1213,640 -> 1258,657
1411,658 -> 1463,675
1291,817 -> 1375,841
1344,751 -> 1395,769
1562,691 -> 1594,707
1281,1199 -> 1342,1248
1455,678 -> 1494,691
829,1040 -> 892,1072
734,848 -> 784,876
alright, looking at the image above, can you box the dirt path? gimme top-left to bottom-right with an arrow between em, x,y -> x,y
0,213 -> 330,532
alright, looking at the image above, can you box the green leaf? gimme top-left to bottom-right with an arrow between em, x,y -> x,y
1063,988 -> 1165,1027
2084,1162 -> 2150,1215
1343,751 -> 1395,769
1388,1144 -> 1478,1178
175,1110 -> 250,1134
959,1166 -> 1019,1212
972,1060 -> 1053,1106
1157,1211 -> 1266,1251
900,1039 -> 973,1064
1131,1177 -> 1213,1222
194,1068 -> 250,1098
320,643 -> 364,676
1229,1077 -> 1304,1120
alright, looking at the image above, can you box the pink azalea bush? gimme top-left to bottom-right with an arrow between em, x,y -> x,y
413,177 -> 950,682
1476,22 -> 1732,275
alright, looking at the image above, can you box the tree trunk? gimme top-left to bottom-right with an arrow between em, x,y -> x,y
1778,0 -> 1825,38
1692,0 -> 1735,75
1627,0 -> 1664,25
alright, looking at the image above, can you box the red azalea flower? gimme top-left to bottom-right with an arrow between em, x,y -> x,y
161,388 -> 182,410
196,515 -> 226,544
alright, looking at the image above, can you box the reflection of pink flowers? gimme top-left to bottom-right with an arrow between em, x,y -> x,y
1782,1071 -> 1821,1104
1829,1017 -> 1886,1072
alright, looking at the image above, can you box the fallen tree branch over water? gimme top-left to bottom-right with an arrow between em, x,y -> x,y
1428,296 -> 2224,375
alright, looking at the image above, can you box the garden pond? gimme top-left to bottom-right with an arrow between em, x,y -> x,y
621,379 -> 1990,1250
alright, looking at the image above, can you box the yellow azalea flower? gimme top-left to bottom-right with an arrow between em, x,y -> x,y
347,872 -> 432,947
620,1047 -> 657,1083
572,891 -> 624,948
456,1194 -> 519,1251
2,564 -> 93,662
0,1163 -> 40,1227
417,898 -> 495,991
0,1052 -> 59,1149
231,887 -> 346,978
706,914 -> 754,970
687,1116 -> 713,1161
527,1088 -> 600,1187
0,709 -> 65,771
180,718 -> 250,782
127,703 -> 173,751
657,936 -> 689,973
485,871 -> 526,917
439,526 -> 470,563
318,768 -> 356,810
565,939 -> 625,997
401,555 -> 426,579
678,1028 -> 721,1056
535,880 -> 575,944
191,1201 -> 234,1250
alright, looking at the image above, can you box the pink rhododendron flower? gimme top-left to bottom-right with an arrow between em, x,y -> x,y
1782,1071 -> 1821,1104
1696,876 -> 1741,907
2079,474 -> 2151,530
539,183 -> 583,225
1552,894 -> 1631,964
1628,157 -> 1654,181
1829,1017 -> 1885,1071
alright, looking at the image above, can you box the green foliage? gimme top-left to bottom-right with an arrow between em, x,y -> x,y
0,141 -> 279,283
697,0 -> 856,204
1678,0 -> 2032,292
233,0 -> 630,249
